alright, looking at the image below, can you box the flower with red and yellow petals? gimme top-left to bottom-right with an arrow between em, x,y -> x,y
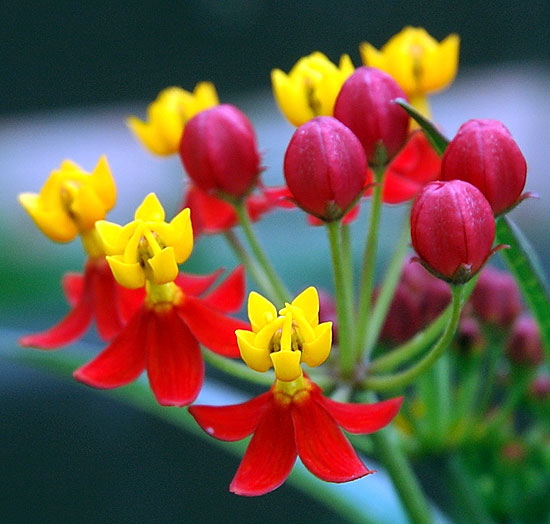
73,193 -> 249,406
127,83 -> 219,156
190,288 -> 403,495
18,157 -> 139,348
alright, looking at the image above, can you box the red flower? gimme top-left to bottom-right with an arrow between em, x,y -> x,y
411,180 -> 496,284
189,376 -> 403,496
179,104 -> 262,199
283,116 -> 367,221
74,266 -> 249,406
366,131 -> 441,204
19,257 -> 142,349
182,184 -> 282,236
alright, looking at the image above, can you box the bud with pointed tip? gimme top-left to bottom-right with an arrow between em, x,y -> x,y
283,116 -> 367,221
179,104 -> 262,199
411,180 -> 496,284
333,66 -> 410,166
441,119 -> 527,215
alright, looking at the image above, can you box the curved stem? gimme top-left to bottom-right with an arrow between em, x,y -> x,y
361,284 -> 465,392
355,165 -> 386,361
326,220 -> 354,377
232,200 -> 289,304
360,215 -> 411,360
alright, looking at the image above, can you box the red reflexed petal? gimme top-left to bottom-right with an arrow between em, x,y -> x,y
318,395 -> 403,434
174,269 -> 224,297
201,265 -> 245,313
19,298 -> 93,350
292,395 -> 372,483
147,308 -> 204,407
177,296 -> 248,358
91,261 -> 126,341
183,184 -> 238,235
62,272 -> 84,306
230,400 -> 297,496
189,391 -> 271,441
73,307 -> 148,388
119,287 -> 146,321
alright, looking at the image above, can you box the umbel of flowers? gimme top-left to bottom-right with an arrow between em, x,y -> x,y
18,25 -> 549,524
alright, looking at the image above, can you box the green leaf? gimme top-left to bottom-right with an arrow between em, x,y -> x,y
496,215 -> 550,359
395,98 -> 449,156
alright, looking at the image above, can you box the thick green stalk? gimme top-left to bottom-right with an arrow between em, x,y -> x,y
326,220 -> 355,377
233,200 -> 289,304
355,164 -> 386,361
361,284 -> 465,392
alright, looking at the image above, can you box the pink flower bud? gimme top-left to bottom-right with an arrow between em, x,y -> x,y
179,104 -> 262,199
333,67 -> 409,165
471,266 -> 522,327
441,119 -> 527,215
411,180 -> 496,283
506,315 -> 544,367
283,116 -> 367,221
455,316 -> 485,355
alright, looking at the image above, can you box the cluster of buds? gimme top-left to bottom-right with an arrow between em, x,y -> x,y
17,24 -> 546,514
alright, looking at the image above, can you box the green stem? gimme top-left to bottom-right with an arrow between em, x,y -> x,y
223,230 -> 274,299
361,284 -> 465,392
202,349 -> 275,387
361,215 -> 411,360
443,454 -> 496,524
326,220 -> 354,378
341,223 -> 355,313
233,200 -> 289,304
355,164 -> 386,361
422,352 -> 451,448
360,395 -> 434,524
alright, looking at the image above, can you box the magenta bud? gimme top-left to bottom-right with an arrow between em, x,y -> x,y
455,317 -> 485,355
441,119 -> 527,215
506,315 -> 544,367
179,104 -> 262,199
334,66 -> 410,165
471,266 -> 522,327
283,116 -> 367,221
411,180 -> 496,284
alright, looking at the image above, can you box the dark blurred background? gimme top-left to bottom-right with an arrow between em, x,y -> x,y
2,0 -> 549,115
1,1 -> 550,522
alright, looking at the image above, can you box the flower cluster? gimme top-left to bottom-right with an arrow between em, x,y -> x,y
18,25 -> 548,521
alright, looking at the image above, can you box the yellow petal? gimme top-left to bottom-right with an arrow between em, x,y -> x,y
94,220 -> 125,255
301,322 -> 332,368
291,286 -> 319,326
106,255 -> 145,289
236,330 -> 272,372
135,193 -> 165,221
271,351 -> 302,382
89,156 -> 117,211
167,207 -> 194,263
248,291 -> 278,332
70,183 -> 106,231
148,247 -> 179,285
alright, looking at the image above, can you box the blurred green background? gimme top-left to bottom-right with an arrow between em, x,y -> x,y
1,1 -> 550,522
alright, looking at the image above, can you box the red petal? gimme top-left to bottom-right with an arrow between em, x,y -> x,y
201,265 -> 245,313
62,272 -> 84,306
91,261 -> 126,340
73,307 -> 148,388
318,396 -> 403,434
230,400 -> 297,496
188,391 -> 271,441
292,394 -> 372,483
19,298 -> 92,350
147,308 -> 204,407
177,296 -> 248,357
175,269 -> 224,297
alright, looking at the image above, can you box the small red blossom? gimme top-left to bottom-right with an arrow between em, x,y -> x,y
334,66 -> 410,165
179,104 -> 262,199
74,267 -> 249,406
182,183 -> 282,236
366,131 -> 441,204
19,257 -> 142,349
441,119 -> 528,215
283,116 -> 367,221
411,180 -> 497,284
189,376 -> 403,496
